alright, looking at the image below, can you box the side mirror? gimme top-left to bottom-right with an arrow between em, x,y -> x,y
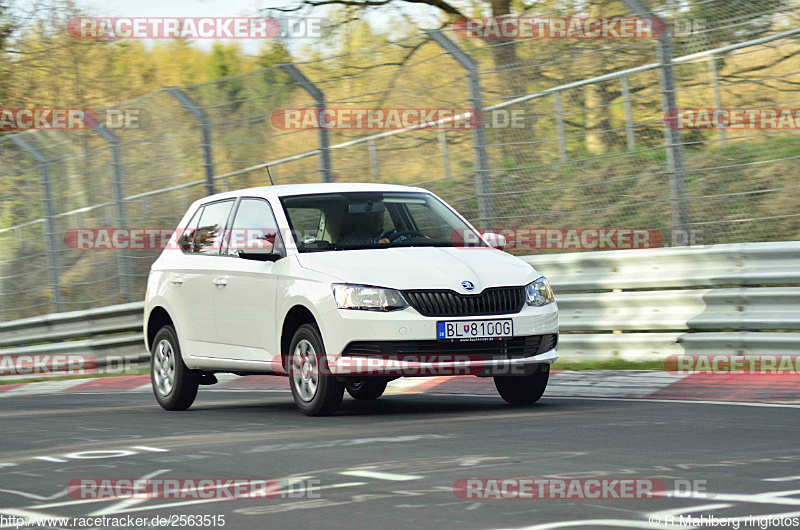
482,231 -> 507,250
229,237 -> 283,262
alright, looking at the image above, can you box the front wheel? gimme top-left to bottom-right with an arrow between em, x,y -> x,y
494,366 -> 549,405
151,325 -> 199,411
287,324 -> 344,416
346,378 -> 388,400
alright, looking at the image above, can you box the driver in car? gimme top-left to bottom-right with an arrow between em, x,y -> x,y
338,210 -> 409,246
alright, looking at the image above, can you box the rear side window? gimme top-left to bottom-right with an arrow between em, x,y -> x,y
179,208 -> 202,252
193,200 -> 234,255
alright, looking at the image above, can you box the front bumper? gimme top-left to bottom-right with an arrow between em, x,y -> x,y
320,302 -> 559,377
331,346 -> 557,377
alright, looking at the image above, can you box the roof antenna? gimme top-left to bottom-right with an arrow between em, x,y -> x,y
265,165 -> 274,185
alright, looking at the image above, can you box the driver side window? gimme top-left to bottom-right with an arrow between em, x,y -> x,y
226,198 -> 284,256
406,203 -> 451,240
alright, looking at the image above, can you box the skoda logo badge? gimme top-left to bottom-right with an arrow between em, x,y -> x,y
462,281 -> 475,292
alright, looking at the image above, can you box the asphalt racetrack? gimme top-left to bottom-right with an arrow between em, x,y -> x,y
2,387 -> 800,529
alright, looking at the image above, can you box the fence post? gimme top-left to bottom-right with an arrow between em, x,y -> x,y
438,130 -> 452,181
553,91 -> 568,163
278,63 -> 334,183
622,0 -> 691,245
368,139 -> 379,182
10,136 -> 62,313
426,29 -> 496,227
166,87 -> 219,194
706,56 -> 726,146
620,76 -> 636,151
93,123 -> 133,303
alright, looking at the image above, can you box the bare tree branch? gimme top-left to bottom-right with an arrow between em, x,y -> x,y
294,0 -> 465,18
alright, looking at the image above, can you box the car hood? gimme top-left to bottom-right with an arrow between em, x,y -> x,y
296,246 -> 540,292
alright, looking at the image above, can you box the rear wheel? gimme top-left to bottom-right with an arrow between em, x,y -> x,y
151,325 -> 199,411
346,378 -> 388,400
287,324 -> 344,416
494,366 -> 549,405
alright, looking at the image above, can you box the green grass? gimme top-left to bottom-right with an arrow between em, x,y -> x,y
553,359 -> 667,371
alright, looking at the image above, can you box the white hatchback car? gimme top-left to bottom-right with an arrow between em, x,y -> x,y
144,183 -> 558,415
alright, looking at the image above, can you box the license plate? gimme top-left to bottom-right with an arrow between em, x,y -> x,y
437,319 -> 513,341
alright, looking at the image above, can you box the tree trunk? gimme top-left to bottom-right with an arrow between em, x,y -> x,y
486,0 -> 539,167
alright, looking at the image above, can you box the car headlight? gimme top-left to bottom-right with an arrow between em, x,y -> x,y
525,277 -> 555,306
333,284 -> 408,311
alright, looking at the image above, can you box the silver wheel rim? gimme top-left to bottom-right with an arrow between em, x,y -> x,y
153,339 -> 176,396
291,339 -> 318,402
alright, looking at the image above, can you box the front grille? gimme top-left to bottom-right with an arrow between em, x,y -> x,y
342,334 -> 558,361
402,286 -> 526,317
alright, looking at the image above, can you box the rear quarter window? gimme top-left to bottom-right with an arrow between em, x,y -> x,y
179,207 -> 203,253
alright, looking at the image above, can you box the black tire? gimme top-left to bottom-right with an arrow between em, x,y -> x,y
287,323 -> 344,416
346,378 -> 388,401
151,325 -> 199,411
494,366 -> 549,405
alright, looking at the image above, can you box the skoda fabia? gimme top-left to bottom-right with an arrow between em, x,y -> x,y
144,183 -> 558,415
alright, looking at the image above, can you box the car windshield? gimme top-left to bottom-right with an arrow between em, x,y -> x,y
280,191 -> 485,252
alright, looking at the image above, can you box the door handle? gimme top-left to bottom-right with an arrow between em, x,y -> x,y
212,278 -> 228,287
170,276 -> 184,285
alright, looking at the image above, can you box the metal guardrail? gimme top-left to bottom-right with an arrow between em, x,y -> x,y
556,288 -> 800,331
522,241 -> 800,291
525,241 -> 800,361
1,241 -> 798,370
555,332 -> 800,362
0,302 -> 147,368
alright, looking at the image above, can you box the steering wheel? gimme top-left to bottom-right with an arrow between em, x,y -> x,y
388,230 -> 424,242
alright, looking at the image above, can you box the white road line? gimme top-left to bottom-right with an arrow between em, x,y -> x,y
0,379 -> 88,398
8,387 -> 800,408
515,518 -> 687,529
659,489 -> 800,505
339,470 -> 423,481
0,509 -> 71,529
30,497 -> 125,510
33,474 -> 312,511
0,487 -> 69,502
91,481 -> 367,514
649,502 -> 733,518
438,393 -> 800,409
384,378 -> 439,395
764,476 -> 800,482
90,469 -> 171,516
